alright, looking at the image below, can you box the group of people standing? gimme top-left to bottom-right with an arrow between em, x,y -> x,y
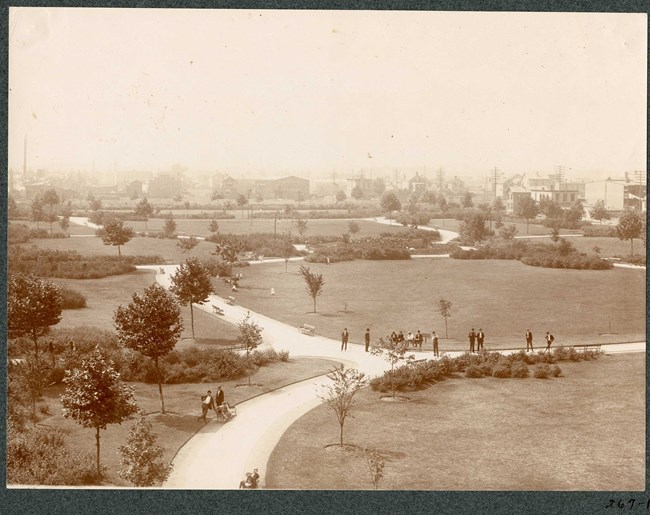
198,385 -> 233,423
525,329 -> 555,353
467,328 -> 486,353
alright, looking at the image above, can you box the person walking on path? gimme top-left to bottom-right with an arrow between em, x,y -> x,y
215,385 -> 225,411
525,329 -> 534,352
545,332 -> 554,353
432,331 -> 439,357
364,328 -> 370,352
198,390 -> 215,423
468,328 -> 476,353
476,329 -> 485,352
341,328 -> 349,351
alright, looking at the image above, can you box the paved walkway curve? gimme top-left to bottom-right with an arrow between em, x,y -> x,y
146,264 -> 645,490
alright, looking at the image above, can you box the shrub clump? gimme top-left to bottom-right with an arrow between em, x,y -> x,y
550,365 -> 562,377
510,361 -> 529,378
58,286 -> 87,309
533,363 -> 551,378
465,365 -> 483,378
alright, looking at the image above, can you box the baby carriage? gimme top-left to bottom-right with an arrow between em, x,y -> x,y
216,401 -> 237,422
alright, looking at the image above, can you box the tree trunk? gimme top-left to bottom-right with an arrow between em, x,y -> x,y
155,357 -> 165,414
32,329 -> 39,365
340,423 -> 344,447
190,303 -> 195,339
526,218 -> 530,234
444,318 -> 448,339
95,427 -> 101,478
117,245 -> 122,263
631,238 -> 634,256
390,363 -> 395,398
313,297 -> 316,313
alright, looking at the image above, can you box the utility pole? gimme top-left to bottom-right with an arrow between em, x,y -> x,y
436,167 -> 444,195
554,165 -> 566,189
633,170 -> 646,210
490,167 -> 502,198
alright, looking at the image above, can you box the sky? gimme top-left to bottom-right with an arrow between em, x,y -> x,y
8,8 -> 648,180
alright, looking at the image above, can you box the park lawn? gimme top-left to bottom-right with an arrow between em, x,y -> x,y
568,236 -> 644,258
221,258 -> 645,349
54,269 -> 240,344
266,353 -> 645,490
37,356 -> 340,487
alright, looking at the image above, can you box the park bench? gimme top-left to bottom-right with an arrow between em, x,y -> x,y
300,324 -> 316,336
226,296 -> 235,306
212,305 -> 225,316
572,343 -> 602,353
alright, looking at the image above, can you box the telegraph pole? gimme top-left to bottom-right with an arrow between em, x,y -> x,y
554,165 -> 566,189
490,167 -> 501,198
436,167 -> 444,194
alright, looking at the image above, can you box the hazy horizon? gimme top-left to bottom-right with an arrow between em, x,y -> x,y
9,9 -> 647,180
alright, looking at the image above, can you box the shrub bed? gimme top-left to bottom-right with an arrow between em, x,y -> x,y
57,286 -> 87,309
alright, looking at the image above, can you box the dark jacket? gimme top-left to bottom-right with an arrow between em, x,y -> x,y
215,389 -> 225,406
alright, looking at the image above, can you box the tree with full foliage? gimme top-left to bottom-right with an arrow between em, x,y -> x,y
10,354 -> 49,420
351,186 -> 364,202
459,213 -> 488,243
437,298 -> 453,339
421,190 -> 437,206
236,194 -> 248,219
538,197 -> 562,219
114,284 -> 183,414
87,192 -> 103,211
61,349 -> 139,477
8,273 -> 63,364
348,221 -> 360,239
590,200 -> 611,223
134,198 -> 154,231
317,366 -> 366,446
163,217 -> 176,238
41,189 -> 60,236
59,201 -> 72,235
118,416 -> 172,487
100,219 -> 135,262
499,224 -> 518,240
515,196 -> 539,234
30,196 -> 45,228
565,200 -> 584,225
461,191 -> 473,208
235,315 -> 264,385
371,337 -> 413,399
438,196 -> 449,226
213,241 -> 242,264
492,197 -> 505,212
380,191 -> 401,214
616,209 -> 644,255
336,190 -> 347,203
177,236 -> 200,254
550,224 -> 561,242
299,265 -> 325,313
169,258 -> 212,339
208,219 -> 220,234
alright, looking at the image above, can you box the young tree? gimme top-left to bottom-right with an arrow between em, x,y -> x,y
365,448 -> 385,489
11,353 -> 49,420
459,213 -> 488,243
550,224 -> 561,243
437,196 -> 449,226
380,191 -> 401,214
296,191 -> 305,204
235,315 -> 264,385
59,201 -> 72,236
169,258 -> 213,339
101,219 -> 135,262
317,366 -> 366,446
41,189 -> 60,236
113,284 -> 183,414
296,218 -> 308,236
61,349 -> 138,477
118,416 -> 173,487
616,209 -> 644,255
590,199 -> 611,223
87,192 -> 102,211
335,190 -> 347,204
437,298 -> 453,339
299,265 -> 325,313
212,241 -> 242,264
461,191 -> 473,208
208,219 -> 220,234
515,196 -> 539,234
421,190 -> 437,206
370,337 -> 414,399
8,274 -> 63,364
134,198 -> 154,231
30,195 -> 45,228
491,197 -> 505,212
177,236 -> 200,254
163,217 -> 177,238
236,194 -> 248,219
498,224 -> 518,240
347,221 -> 360,239
565,200 -> 584,225
538,197 -> 562,219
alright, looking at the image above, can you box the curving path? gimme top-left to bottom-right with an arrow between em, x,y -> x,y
149,260 -> 644,490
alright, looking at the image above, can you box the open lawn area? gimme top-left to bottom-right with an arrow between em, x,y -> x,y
220,258 -> 645,349
54,269 -> 240,345
266,353 -> 645,490
36,356 -> 340,486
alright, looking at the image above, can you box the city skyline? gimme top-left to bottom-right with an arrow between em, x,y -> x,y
8,9 -> 647,179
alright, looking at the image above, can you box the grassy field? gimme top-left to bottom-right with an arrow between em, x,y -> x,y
219,258 -> 645,349
37,356 -> 340,486
53,269 -> 240,344
266,353 -> 645,490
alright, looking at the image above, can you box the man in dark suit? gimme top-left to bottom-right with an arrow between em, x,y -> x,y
476,329 -> 485,352
525,329 -> 533,352
215,385 -> 225,411
545,332 -> 554,353
468,328 -> 476,353
364,328 -> 370,352
341,328 -> 349,351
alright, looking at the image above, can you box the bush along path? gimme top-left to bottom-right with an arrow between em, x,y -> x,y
138,264 -> 644,490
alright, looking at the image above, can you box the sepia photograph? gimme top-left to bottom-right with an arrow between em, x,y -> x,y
6,6 -> 647,496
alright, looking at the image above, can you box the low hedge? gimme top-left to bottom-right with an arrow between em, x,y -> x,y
57,286 -> 87,309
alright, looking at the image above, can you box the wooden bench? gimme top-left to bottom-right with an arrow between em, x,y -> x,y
225,296 -> 235,306
212,305 -> 225,316
572,343 -> 602,353
300,324 -> 316,336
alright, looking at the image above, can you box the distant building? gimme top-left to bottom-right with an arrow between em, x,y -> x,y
585,178 -> 646,211
125,180 -> 143,198
506,186 -> 532,214
147,174 -> 182,198
408,173 -> 429,193
273,176 -> 310,200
